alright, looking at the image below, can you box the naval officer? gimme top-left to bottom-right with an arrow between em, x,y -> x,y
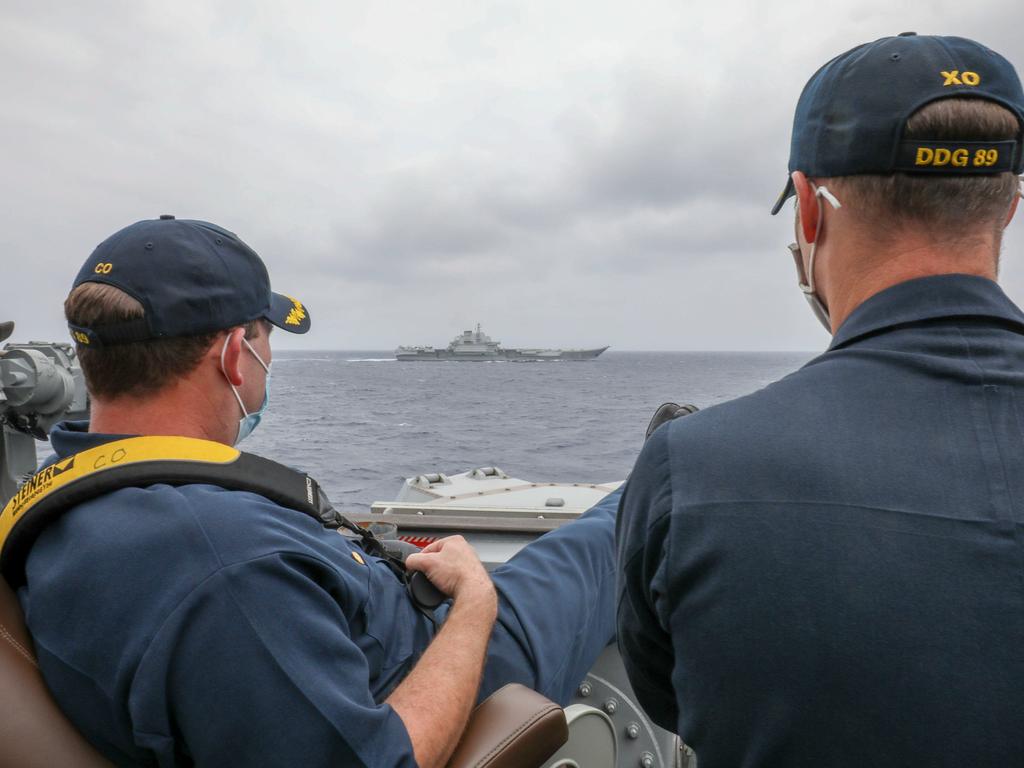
617,34 -> 1024,767
17,216 -> 619,767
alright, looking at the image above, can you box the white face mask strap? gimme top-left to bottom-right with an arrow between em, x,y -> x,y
816,184 -> 842,210
241,336 -> 271,374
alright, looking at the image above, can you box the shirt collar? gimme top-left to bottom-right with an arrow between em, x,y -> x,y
829,274 -> 1024,351
48,420 -> 136,459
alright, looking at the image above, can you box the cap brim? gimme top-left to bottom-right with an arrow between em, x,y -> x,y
265,292 -> 311,334
770,176 -> 795,215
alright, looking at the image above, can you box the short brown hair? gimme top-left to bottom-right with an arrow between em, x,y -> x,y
65,282 -> 259,400
829,98 -> 1021,238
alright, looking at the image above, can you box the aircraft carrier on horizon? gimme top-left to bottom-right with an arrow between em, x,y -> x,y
395,324 -> 609,362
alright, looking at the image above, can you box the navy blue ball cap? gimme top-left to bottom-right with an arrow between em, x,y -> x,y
69,216 -> 311,346
771,33 -> 1024,214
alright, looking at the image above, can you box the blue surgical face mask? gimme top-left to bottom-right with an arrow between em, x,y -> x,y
220,335 -> 271,445
236,373 -> 270,444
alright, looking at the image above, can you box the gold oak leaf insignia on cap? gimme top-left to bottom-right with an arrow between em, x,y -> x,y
284,295 -> 307,326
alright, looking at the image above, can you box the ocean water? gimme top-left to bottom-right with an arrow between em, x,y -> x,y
240,351 -> 815,512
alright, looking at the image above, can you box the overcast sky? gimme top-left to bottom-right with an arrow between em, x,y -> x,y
3,0 -> 1023,351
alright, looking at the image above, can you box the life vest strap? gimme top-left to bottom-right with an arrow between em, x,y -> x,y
0,436 -> 338,588
0,435 -> 446,618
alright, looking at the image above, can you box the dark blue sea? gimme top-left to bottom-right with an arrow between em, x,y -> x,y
240,351 -> 814,512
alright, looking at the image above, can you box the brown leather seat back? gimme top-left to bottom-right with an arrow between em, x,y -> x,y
0,578 -> 111,767
446,684 -> 568,768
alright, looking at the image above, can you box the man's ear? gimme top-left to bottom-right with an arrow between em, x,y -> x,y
792,171 -> 819,244
1006,185 -> 1021,227
217,328 -> 246,387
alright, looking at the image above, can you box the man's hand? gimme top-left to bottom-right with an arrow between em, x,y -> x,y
388,536 -> 498,768
405,535 -> 496,607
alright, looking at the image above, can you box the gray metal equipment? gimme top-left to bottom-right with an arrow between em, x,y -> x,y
0,324 -> 89,506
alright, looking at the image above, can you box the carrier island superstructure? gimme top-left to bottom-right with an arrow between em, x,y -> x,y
396,324 -> 609,362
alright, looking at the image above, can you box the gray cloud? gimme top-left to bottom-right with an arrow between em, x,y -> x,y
312,65 -> 793,286
2,0 -> 1023,351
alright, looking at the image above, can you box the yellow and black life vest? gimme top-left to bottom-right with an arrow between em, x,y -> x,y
0,436 -> 443,614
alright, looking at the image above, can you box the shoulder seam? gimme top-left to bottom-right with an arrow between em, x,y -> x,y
128,550 -> 372,749
129,549 -> 349,699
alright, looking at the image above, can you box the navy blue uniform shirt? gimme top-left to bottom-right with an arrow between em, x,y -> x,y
20,423 -> 431,767
617,274 -> 1024,767
20,423 -> 620,766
